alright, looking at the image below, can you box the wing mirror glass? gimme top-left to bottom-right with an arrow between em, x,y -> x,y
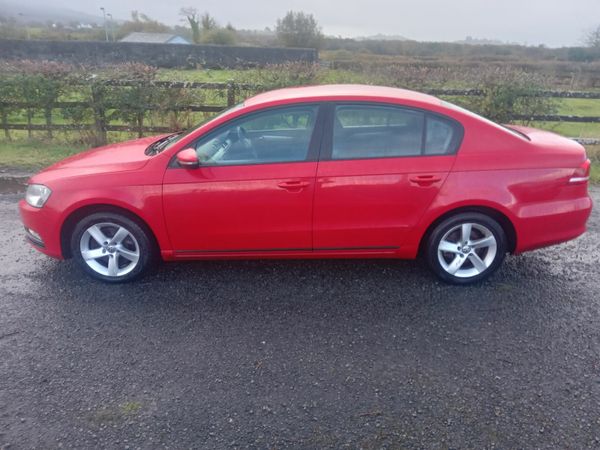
176,148 -> 199,169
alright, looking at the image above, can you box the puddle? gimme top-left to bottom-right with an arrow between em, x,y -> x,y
0,177 -> 27,194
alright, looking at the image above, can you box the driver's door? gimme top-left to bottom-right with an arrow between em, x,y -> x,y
163,104 -> 323,255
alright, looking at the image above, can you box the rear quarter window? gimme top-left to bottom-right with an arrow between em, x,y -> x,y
425,116 -> 459,155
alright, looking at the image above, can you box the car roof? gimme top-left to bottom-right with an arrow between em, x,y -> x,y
244,84 -> 442,108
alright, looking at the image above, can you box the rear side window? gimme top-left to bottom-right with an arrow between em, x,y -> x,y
331,104 -> 462,160
333,105 -> 424,159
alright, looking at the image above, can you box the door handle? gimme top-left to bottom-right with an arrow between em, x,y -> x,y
409,175 -> 442,186
277,180 -> 310,190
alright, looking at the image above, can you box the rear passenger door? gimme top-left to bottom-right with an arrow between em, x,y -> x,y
313,103 -> 462,251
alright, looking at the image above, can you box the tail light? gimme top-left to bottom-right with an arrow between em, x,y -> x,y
568,159 -> 591,184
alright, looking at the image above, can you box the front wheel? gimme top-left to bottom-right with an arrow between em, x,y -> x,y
425,213 -> 507,284
70,212 -> 156,283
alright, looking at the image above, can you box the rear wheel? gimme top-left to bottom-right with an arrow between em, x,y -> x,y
70,212 -> 156,283
425,213 -> 506,284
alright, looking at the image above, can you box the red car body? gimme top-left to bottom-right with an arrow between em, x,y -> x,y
19,85 -> 592,272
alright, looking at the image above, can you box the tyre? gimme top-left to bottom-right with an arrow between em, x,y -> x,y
70,211 -> 156,283
425,212 -> 507,285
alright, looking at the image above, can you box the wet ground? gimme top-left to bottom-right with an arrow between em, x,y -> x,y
1,188 -> 599,449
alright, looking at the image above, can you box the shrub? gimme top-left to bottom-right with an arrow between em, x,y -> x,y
247,62 -> 320,89
202,28 -> 237,45
0,60 -> 74,138
458,68 -> 558,124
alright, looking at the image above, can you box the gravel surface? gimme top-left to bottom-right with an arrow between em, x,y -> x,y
1,188 -> 599,449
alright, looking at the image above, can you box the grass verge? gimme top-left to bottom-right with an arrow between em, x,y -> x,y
0,140 -> 86,170
588,145 -> 600,183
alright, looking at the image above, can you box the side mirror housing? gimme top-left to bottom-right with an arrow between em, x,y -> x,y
176,148 -> 199,169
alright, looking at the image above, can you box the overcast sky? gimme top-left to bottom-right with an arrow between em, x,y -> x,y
24,0 -> 600,47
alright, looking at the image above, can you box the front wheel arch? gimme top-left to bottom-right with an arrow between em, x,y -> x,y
418,206 -> 517,257
60,204 -> 160,259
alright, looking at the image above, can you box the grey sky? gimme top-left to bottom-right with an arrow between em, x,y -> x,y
23,0 -> 600,47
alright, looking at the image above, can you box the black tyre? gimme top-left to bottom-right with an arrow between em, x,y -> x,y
425,212 -> 507,285
70,211 -> 156,283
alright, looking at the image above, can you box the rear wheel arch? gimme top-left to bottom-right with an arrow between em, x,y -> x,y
60,204 -> 160,259
418,205 -> 517,256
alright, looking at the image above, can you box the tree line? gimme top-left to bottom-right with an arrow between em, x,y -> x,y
0,9 -> 598,59
0,9 -> 324,49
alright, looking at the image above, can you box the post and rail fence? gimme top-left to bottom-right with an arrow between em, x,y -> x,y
1,81 -> 599,145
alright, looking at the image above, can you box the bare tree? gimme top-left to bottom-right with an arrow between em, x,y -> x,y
117,11 -> 170,38
200,12 -> 217,32
180,7 -> 201,44
585,25 -> 600,48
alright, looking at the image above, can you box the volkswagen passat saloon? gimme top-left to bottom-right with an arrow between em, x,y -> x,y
19,85 -> 592,284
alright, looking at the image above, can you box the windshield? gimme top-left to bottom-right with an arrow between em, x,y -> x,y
161,102 -> 245,152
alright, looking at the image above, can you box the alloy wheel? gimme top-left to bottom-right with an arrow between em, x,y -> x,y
437,222 -> 498,279
79,222 -> 140,278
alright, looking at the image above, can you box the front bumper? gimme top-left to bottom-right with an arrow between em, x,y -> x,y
19,199 -> 64,259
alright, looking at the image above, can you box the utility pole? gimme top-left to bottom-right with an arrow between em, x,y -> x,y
100,7 -> 108,42
107,13 -> 115,41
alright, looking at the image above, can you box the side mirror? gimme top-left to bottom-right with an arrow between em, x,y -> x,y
176,148 -> 199,169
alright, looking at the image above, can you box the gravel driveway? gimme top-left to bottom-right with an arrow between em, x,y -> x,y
1,188 -> 599,449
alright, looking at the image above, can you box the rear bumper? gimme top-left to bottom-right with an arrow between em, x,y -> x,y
19,200 -> 64,259
514,194 -> 593,253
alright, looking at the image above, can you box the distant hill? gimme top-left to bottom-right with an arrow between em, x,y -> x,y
355,34 -> 409,42
455,36 -> 520,46
0,0 -> 104,25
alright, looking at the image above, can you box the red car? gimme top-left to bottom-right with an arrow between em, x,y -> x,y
19,85 -> 592,284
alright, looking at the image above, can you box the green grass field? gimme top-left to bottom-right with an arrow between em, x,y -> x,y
0,141 -> 86,169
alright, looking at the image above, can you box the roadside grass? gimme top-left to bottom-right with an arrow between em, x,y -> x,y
588,145 -> 600,183
592,164 -> 600,183
0,140 -> 86,169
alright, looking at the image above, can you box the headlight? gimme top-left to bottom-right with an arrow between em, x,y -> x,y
25,184 -> 52,208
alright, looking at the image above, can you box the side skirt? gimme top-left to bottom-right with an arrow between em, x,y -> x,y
166,246 -> 402,261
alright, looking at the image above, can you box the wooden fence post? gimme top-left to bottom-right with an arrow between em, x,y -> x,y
137,111 -> 144,138
226,80 -> 236,107
1,110 -> 10,141
91,85 -> 107,145
44,106 -> 53,139
26,108 -> 33,139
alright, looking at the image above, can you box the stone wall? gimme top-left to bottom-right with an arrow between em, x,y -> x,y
0,39 -> 318,68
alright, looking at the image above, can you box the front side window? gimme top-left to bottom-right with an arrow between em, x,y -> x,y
331,104 -> 461,160
192,105 -> 319,166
